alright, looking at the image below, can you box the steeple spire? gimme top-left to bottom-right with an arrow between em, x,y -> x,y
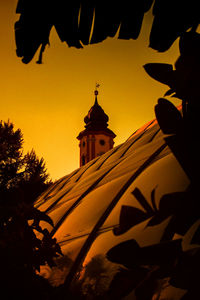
94,83 -> 100,105
77,84 -> 116,167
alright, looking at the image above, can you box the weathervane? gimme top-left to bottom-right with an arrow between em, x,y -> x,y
95,83 -> 100,95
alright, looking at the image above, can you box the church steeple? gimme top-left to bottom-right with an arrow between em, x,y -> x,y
84,88 -> 109,131
94,86 -> 98,104
77,86 -> 116,167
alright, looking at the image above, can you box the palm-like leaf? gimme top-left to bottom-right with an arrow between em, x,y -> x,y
107,239 -> 182,268
144,63 -> 174,86
154,98 -> 183,134
15,0 -> 200,63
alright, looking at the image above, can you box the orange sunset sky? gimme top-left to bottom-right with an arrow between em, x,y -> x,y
1,0 -> 181,181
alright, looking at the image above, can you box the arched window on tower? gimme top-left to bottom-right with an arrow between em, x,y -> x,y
99,139 -> 105,146
82,155 -> 86,166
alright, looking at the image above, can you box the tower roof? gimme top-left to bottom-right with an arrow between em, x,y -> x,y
84,92 -> 109,130
77,89 -> 116,140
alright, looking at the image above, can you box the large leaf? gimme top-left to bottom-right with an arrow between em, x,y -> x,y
28,207 -> 54,228
15,0 -> 200,63
114,187 -> 157,235
107,239 -> 182,268
113,205 -> 151,235
154,98 -> 183,134
143,63 -> 173,86
170,248 -> 200,290
150,0 -> 199,52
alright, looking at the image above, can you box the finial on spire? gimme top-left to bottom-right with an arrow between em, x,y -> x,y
94,83 -> 100,96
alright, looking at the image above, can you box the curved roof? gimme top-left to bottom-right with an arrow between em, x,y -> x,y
84,96 -> 109,128
35,114 -> 193,299
77,94 -> 116,139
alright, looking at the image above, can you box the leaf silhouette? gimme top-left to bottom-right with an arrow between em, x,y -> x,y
108,267 -> 148,299
15,0 -> 200,63
154,98 -> 183,134
113,205 -> 150,235
147,191 -> 185,227
107,239 -> 182,269
147,186 -> 199,237
143,63 -> 173,86
191,226 -> 200,245
164,88 -> 175,96
107,221 -> 200,299
30,208 -> 54,228
114,187 -> 157,236
107,239 -> 140,269
170,247 -> 200,290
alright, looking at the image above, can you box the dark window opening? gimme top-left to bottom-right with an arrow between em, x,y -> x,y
82,155 -> 86,165
82,141 -> 86,147
99,139 -> 105,146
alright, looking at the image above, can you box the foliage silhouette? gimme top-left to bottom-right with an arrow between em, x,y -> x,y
108,239 -> 182,268
144,31 -> 200,131
13,2 -> 200,299
154,98 -> 183,135
106,26 -> 200,300
0,120 -> 51,204
15,0 -> 200,63
114,187 -> 157,235
107,217 -> 200,299
20,149 -> 51,203
0,194 -> 63,299
0,120 -> 24,189
107,266 -> 148,300
144,31 -> 200,186
115,184 -> 199,238
0,120 -> 60,299
71,254 -> 118,299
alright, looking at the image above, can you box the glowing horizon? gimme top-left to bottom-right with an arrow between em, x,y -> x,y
1,1 -> 181,181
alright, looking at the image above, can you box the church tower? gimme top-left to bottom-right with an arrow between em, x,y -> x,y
77,87 -> 116,167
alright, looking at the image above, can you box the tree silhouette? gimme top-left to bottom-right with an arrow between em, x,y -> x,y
15,0 -> 200,64
0,121 -> 62,299
0,120 -> 51,204
0,120 -> 23,189
20,149 -> 51,203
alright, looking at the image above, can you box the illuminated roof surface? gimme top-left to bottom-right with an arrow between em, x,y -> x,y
36,117 -> 194,299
